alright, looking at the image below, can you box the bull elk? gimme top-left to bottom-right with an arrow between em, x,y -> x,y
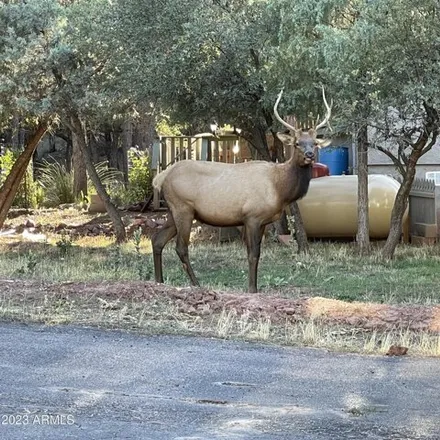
152,87 -> 332,293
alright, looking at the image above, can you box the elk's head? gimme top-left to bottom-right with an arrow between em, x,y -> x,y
274,86 -> 332,167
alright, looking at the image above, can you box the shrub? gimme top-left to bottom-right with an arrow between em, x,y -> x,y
110,148 -> 152,206
0,148 -> 42,208
38,160 -> 75,207
88,161 -> 124,195
38,159 -> 124,207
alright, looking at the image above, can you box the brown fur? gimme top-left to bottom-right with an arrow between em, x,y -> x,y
152,131 -> 319,293
152,87 -> 332,292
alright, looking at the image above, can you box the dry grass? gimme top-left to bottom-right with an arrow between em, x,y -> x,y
1,289 -> 438,356
2,208 -> 440,356
5,207 -> 99,228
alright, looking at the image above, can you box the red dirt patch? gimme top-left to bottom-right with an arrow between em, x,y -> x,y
0,279 -> 439,333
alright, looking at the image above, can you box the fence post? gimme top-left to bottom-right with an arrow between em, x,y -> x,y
436,186 -> 440,238
161,139 -> 167,171
151,140 -> 160,171
201,138 -> 209,161
409,178 -> 438,242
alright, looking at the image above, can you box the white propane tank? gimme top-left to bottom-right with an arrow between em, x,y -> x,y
297,175 -> 407,239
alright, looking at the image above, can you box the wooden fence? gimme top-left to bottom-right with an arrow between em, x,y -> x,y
151,134 -> 250,209
409,178 -> 440,243
151,134 -> 248,172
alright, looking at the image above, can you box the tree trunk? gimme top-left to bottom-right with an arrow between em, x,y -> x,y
72,129 -> 87,198
65,136 -> 73,173
103,127 -> 118,168
0,123 -> 47,228
121,120 -> 131,185
289,201 -> 309,254
245,124 -> 271,160
105,129 -> 117,169
11,115 -> 20,149
32,148 -> 39,180
356,125 -> 370,255
133,112 -> 157,152
54,130 -> 73,172
381,154 -> 420,260
273,211 -> 289,235
70,115 -> 127,243
269,129 -> 285,163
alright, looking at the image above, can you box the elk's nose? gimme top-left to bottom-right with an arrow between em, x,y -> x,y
305,151 -> 315,159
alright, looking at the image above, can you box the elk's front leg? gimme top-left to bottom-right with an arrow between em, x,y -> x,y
244,222 -> 264,293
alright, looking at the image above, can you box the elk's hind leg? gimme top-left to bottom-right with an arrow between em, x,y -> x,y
152,214 -> 177,283
174,211 -> 200,286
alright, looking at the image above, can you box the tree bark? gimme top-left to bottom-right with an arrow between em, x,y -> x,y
289,201 -> 309,254
269,129 -> 285,163
121,120 -> 131,185
54,130 -> 73,172
69,115 -> 127,243
65,135 -> 73,173
11,115 -> 20,149
133,112 -> 156,152
0,123 -> 47,228
244,123 -> 271,160
381,153 -> 420,260
72,128 -> 87,198
356,125 -> 370,255
107,128 -> 119,170
381,101 -> 438,259
273,211 -> 289,235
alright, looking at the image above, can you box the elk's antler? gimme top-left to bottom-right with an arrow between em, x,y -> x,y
315,85 -> 333,131
274,89 -> 296,132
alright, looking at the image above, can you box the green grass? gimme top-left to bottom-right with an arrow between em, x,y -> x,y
1,233 -> 440,355
159,240 -> 440,304
0,235 -> 153,283
1,237 -> 440,304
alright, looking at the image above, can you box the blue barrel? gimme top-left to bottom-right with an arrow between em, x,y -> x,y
318,147 -> 349,175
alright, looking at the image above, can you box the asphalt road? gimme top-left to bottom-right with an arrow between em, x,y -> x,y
0,323 -> 439,439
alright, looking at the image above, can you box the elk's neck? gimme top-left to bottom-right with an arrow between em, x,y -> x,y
280,157 -> 312,204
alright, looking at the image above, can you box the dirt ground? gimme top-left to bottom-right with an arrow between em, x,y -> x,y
2,208 -> 440,337
2,206 -> 219,243
0,279 -> 439,334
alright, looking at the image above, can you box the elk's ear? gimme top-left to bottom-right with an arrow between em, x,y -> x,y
316,138 -> 331,148
276,133 -> 294,145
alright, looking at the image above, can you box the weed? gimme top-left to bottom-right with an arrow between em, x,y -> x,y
56,234 -> 74,256
107,246 -> 124,276
132,227 -> 142,254
261,274 -> 290,288
286,214 -> 298,253
14,251 -> 39,277
132,227 -> 151,280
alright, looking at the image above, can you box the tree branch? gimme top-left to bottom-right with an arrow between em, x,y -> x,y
421,134 -> 438,156
375,144 -> 406,176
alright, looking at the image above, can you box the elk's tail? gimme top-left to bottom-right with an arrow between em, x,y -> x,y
152,167 -> 172,192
